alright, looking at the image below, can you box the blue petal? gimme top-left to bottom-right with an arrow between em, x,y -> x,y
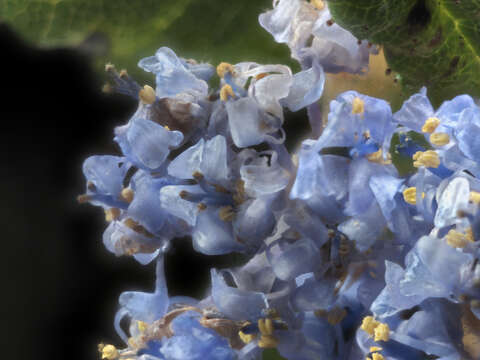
267,237 -> 321,281
434,176 -> 470,228
159,185 -> 204,226
138,47 -> 209,98
283,60 -> 325,111
160,312 -> 235,360
226,97 -> 266,148
211,269 -> 268,321
115,118 -> 183,171
369,173 -> 404,229
393,87 -> 434,132
82,155 -> 127,198
118,256 -> 169,323
258,0 -> 303,44
338,203 -> 386,251
192,208 -> 244,255
455,106 -> 480,162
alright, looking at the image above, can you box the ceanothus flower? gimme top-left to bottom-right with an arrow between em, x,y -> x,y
259,0 -> 376,74
82,9 -> 480,359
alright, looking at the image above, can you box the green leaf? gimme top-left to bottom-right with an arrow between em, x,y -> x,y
0,0 -> 295,82
389,131 -> 431,176
328,0 -> 480,106
262,348 -> 287,360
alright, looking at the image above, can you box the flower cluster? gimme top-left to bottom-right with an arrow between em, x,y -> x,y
80,1 -> 480,359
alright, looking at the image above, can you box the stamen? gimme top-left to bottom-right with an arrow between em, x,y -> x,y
216,62 -> 235,78
374,323 -> 390,342
402,187 -> 425,205
421,117 -> 440,133
429,132 -> 450,146
351,97 -> 365,115
197,203 -> 207,211
233,180 -> 246,205
77,194 -> 92,204
311,0 -> 325,10
327,307 -> 347,325
370,346 -> 383,352
255,73 -> 269,80
105,63 -> 115,72
139,85 -> 156,105
257,318 -> 278,348
121,188 -> 134,203
412,150 -> 440,168
137,321 -> 148,332
101,344 -> 119,359
470,191 -> 480,204
192,171 -> 204,181
258,335 -> 278,348
367,149 -> 392,164
220,84 -> 235,101
371,353 -> 385,360
238,330 -> 256,344
446,229 -> 473,248
360,316 -> 380,336
219,206 -> 235,222
105,208 -> 121,222
466,227 -> 475,242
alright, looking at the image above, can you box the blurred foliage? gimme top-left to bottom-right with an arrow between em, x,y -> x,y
0,0 -> 296,84
329,0 -> 480,106
262,349 -> 287,360
323,49 -> 405,112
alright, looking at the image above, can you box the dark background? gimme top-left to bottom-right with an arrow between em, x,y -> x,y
0,23 -> 308,360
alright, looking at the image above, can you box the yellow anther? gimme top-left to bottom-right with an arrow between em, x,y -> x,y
351,97 -> 365,115
139,85 -> 156,105
220,84 -> 235,101
102,83 -> 113,94
470,191 -> 480,204
98,343 -> 105,352
371,353 -> 385,360
255,73 -> 269,81
446,229 -> 474,248
258,319 -> 267,335
164,125 -> 170,131
361,316 -> 380,336
137,321 -> 148,332
265,318 -> 275,335
105,63 -> 115,72
128,337 -> 138,348
219,205 -> 235,222
192,171 -> 204,181
466,227 -> 475,242
402,187 -> 425,205
105,208 -> 121,222
370,346 -> 383,352
422,117 -> 440,133
412,150 -> 440,168
101,344 -> 119,359
374,323 -> 390,342
429,132 -> 450,146
258,335 -> 278,348
238,330 -> 255,344
121,188 -> 135,203
197,203 -> 207,211
366,149 -> 392,164
314,309 -> 328,318
119,69 -> 128,78
366,357 -> 372,360
327,307 -> 347,325
311,0 -> 325,10
216,62 -> 235,78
